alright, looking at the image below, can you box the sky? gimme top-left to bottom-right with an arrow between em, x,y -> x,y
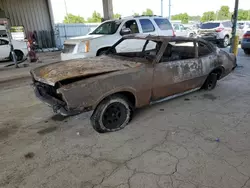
51,0 -> 250,23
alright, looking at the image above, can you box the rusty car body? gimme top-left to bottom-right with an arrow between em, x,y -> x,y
31,34 -> 237,133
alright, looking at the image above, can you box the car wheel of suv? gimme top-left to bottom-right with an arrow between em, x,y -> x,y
221,36 -> 229,48
91,95 -> 132,133
244,49 -> 250,55
203,73 -> 217,90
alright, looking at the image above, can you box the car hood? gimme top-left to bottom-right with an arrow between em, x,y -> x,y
31,56 -> 142,86
64,34 -> 104,44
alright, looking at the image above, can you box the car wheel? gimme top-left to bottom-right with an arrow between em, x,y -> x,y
97,49 -> 109,56
203,73 -> 217,90
244,49 -> 250,55
189,33 -> 196,38
221,36 -> 229,48
90,95 -> 132,133
10,50 -> 24,61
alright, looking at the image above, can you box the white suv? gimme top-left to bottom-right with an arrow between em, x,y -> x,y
61,16 -> 174,61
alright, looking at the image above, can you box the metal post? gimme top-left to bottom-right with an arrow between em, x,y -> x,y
230,0 -> 239,53
4,21 -> 18,68
168,0 -> 171,20
161,0 -> 163,16
102,0 -> 113,21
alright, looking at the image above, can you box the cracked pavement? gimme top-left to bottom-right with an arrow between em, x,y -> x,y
1,49 -> 250,188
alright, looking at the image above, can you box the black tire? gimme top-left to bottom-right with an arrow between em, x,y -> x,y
244,49 -> 250,55
203,73 -> 218,90
189,33 -> 196,38
10,50 -> 24,61
97,49 -> 109,56
90,95 -> 133,133
220,36 -> 229,48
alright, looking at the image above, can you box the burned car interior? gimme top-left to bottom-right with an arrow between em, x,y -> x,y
107,36 -> 214,63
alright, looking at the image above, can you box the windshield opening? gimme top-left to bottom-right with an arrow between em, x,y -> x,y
90,20 -> 122,35
201,23 -> 220,29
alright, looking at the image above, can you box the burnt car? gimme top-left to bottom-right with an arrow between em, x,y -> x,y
31,34 -> 237,133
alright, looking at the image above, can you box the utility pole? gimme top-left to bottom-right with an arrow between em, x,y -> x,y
168,0 -> 171,20
161,0 -> 163,16
63,0 -> 68,16
229,0 -> 239,53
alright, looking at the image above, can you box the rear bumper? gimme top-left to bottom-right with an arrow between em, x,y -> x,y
198,35 -> 222,44
33,83 -> 82,116
241,42 -> 250,49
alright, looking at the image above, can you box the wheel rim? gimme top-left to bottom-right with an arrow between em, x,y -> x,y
224,37 -> 229,47
102,102 -> 127,130
208,80 -> 213,89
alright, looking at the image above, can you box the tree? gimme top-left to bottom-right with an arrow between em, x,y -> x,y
142,9 -> 154,16
217,6 -> 230,20
87,11 -> 102,23
189,15 -> 201,21
113,13 -> 121,19
238,9 -> 250,20
171,13 -> 189,24
133,13 -> 140,16
63,13 -> 85,24
201,11 -> 216,22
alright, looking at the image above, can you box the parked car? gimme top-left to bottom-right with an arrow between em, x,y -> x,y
0,37 -> 28,61
172,23 -> 196,37
198,21 -> 232,48
237,21 -> 250,40
31,34 -> 236,133
61,16 -> 174,61
0,25 -> 7,37
241,30 -> 250,55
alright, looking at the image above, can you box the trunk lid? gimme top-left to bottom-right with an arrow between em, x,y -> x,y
31,56 -> 142,86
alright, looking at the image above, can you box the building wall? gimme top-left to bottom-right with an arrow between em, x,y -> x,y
0,0 -> 55,48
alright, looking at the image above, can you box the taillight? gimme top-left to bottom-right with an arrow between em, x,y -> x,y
243,33 -> 250,39
215,27 -> 224,32
172,29 -> 176,37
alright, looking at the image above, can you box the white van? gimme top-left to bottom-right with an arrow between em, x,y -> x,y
61,16 -> 174,61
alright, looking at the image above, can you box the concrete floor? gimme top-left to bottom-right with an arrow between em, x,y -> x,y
0,49 -> 250,188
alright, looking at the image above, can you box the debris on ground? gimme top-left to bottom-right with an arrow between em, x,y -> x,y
24,152 -> 35,159
37,126 -> 57,135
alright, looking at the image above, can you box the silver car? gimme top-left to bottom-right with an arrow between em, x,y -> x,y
172,23 -> 196,37
198,21 -> 232,48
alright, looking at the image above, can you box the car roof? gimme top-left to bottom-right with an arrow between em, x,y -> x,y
104,15 -> 166,23
123,34 -> 209,43
0,37 -> 8,41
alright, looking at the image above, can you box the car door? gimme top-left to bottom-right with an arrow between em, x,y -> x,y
0,39 -> 10,60
151,40 -> 203,101
173,24 -> 181,36
179,24 -> 188,37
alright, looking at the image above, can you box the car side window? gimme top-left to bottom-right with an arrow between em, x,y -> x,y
122,20 -> 139,34
173,24 -> 179,30
160,41 -> 196,62
198,42 -> 212,57
139,19 -> 155,33
0,39 -> 9,45
180,25 -> 185,31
